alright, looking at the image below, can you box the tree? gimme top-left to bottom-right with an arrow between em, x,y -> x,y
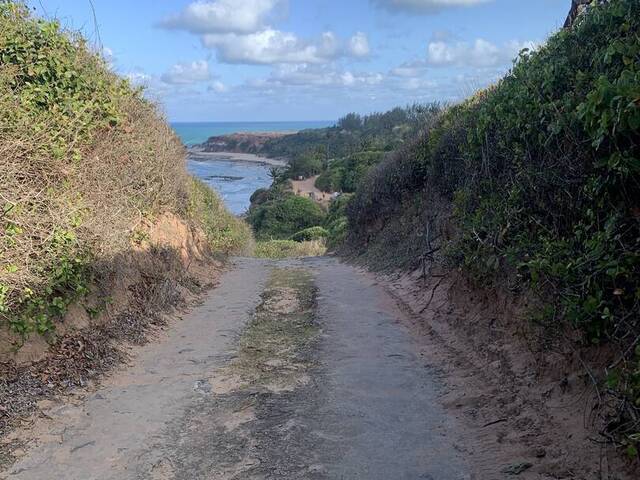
338,112 -> 363,131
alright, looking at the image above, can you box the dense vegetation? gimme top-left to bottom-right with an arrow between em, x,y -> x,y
247,190 -> 326,241
246,103 -> 446,255
244,104 -> 443,253
261,104 -> 440,161
315,151 -> 385,193
253,239 -> 327,259
0,3 -> 250,339
345,0 -> 639,451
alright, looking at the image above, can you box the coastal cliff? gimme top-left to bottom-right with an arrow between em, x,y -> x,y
197,131 -> 291,154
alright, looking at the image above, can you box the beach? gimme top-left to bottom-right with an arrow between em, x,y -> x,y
188,149 -> 288,167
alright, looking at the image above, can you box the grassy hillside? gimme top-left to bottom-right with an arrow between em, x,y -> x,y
345,0 -> 639,451
0,3 -> 250,340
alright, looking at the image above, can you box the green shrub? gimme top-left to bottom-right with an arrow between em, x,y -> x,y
248,194 -> 326,240
314,169 -> 342,193
253,240 -> 326,259
291,226 -> 328,242
350,0 -> 639,340
315,151 -> 384,193
346,0 -> 640,446
187,178 -> 253,255
0,2 -> 139,336
324,194 -> 352,249
286,149 -> 325,179
249,188 -> 271,205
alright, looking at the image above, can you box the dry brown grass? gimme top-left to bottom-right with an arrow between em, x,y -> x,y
0,5 -> 252,336
75,97 -> 189,251
0,89 -> 189,310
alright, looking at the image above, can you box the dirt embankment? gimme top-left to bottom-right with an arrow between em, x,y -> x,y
197,132 -> 291,155
379,266 -> 635,478
0,213 -> 223,451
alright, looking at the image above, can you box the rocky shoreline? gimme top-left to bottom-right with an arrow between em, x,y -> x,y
188,149 -> 287,167
196,131 -> 291,155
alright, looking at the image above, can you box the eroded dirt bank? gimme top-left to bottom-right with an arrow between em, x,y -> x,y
380,267 -> 633,479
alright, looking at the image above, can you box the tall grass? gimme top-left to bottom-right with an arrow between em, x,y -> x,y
187,178 -> 254,255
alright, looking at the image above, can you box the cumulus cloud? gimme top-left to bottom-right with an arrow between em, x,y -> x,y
101,46 -> 116,69
161,60 -> 212,85
125,71 -> 152,86
252,64 -> 383,88
160,0 -> 369,66
390,59 -> 427,77
426,39 -> 535,67
348,32 -> 370,58
399,77 -> 438,90
203,29 -> 368,65
372,0 -> 492,14
158,0 -> 283,34
208,80 -> 228,92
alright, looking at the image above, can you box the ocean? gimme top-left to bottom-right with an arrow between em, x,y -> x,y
173,121 -> 333,216
172,121 -> 333,147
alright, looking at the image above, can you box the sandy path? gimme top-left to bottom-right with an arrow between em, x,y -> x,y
2,257 -> 470,480
2,258 -> 270,480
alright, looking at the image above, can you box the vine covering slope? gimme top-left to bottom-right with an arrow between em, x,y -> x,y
0,3 -> 250,341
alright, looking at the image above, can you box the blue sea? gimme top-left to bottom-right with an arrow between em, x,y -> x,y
172,121 -> 333,147
173,121 -> 333,215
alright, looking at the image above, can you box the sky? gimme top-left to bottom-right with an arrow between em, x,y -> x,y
32,0 -> 571,122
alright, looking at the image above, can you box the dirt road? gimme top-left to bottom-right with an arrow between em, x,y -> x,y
3,257 -> 470,480
290,176 -> 331,206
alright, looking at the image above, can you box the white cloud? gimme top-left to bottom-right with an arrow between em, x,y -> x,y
399,77 -> 438,90
254,64 -> 384,88
348,32 -> 370,58
158,0 -> 283,34
125,71 -> 152,86
161,60 -> 212,85
372,0 -> 492,14
203,29 -> 366,65
124,70 -> 178,100
390,59 -> 427,77
209,80 -> 228,92
426,39 -> 535,67
160,0 -> 368,66
102,46 -> 115,69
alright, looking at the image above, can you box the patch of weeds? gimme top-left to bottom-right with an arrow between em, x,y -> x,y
232,268 -> 318,390
253,240 -> 326,259
6,229 -> 91,339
